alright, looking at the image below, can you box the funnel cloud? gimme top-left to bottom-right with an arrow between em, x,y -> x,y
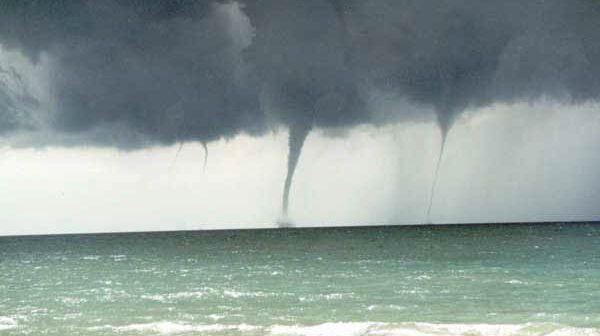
0,0 -> 599,222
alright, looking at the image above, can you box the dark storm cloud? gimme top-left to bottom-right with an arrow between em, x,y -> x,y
334,0 -> 600,138
1,0 -> 599,142
0,64 -> 38,134
241,0 -> 366,217
319,0 -> 600,220
244,0 -> 599,217
0,0 -> 264,148
1,0 -> 599,216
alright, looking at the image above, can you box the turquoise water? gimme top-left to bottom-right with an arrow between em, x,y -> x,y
1,223 -> 599,335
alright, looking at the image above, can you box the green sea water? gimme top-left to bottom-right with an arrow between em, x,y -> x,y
1,223 -> 599,335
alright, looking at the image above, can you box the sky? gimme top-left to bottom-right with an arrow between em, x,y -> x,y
0,0 -> 599,235
1,99 -> 599,235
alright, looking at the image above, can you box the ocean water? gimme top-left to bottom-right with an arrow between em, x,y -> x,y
1,223 -> 599,336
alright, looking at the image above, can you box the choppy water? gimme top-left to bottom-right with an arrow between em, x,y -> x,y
1,223 -> 600,335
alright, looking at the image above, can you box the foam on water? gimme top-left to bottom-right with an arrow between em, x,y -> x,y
0,317 -> 17,331
266,323 -> 600,336
141,290 -> 208,303
270,322 -> 376,336
2,224 -> 599,335
88,321 -> 260,334
85,322 -> 600,336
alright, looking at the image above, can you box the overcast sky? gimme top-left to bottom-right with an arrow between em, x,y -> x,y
1,99 -> 599,236
1,1 -> 599,235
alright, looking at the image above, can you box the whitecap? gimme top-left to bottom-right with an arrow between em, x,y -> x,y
89,321 -> 259,334
222,290 -> 275,298
59,297 -> 87,306
298,293 -> 354,302
110,255 -> 127,261
82,255 -> 101,260
207,314 -> 226,321
141,294 -> 168,303
141,291 -> 207,303
267,322 -> 600,336
169,291 -> 205,300
270,322 -> 377,336
0,317 -> 17,331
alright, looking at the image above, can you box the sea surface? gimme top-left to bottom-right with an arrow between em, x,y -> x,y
1,223 -> 599,336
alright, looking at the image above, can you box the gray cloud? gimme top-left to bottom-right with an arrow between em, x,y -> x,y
323,0 -> 600,220
0,0 -> 599,217
1,0 -> 264,149
1,0 -> 598,141
241,0 -> 366,218
0,64 -> 38,134
338,0 -> 599,135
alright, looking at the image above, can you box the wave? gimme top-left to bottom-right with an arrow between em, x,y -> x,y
270,322 -> 600,336
87,321 -> 259,333
141,291 -> 206,303
86,321 -> 600,336
0,317 -> 18,331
